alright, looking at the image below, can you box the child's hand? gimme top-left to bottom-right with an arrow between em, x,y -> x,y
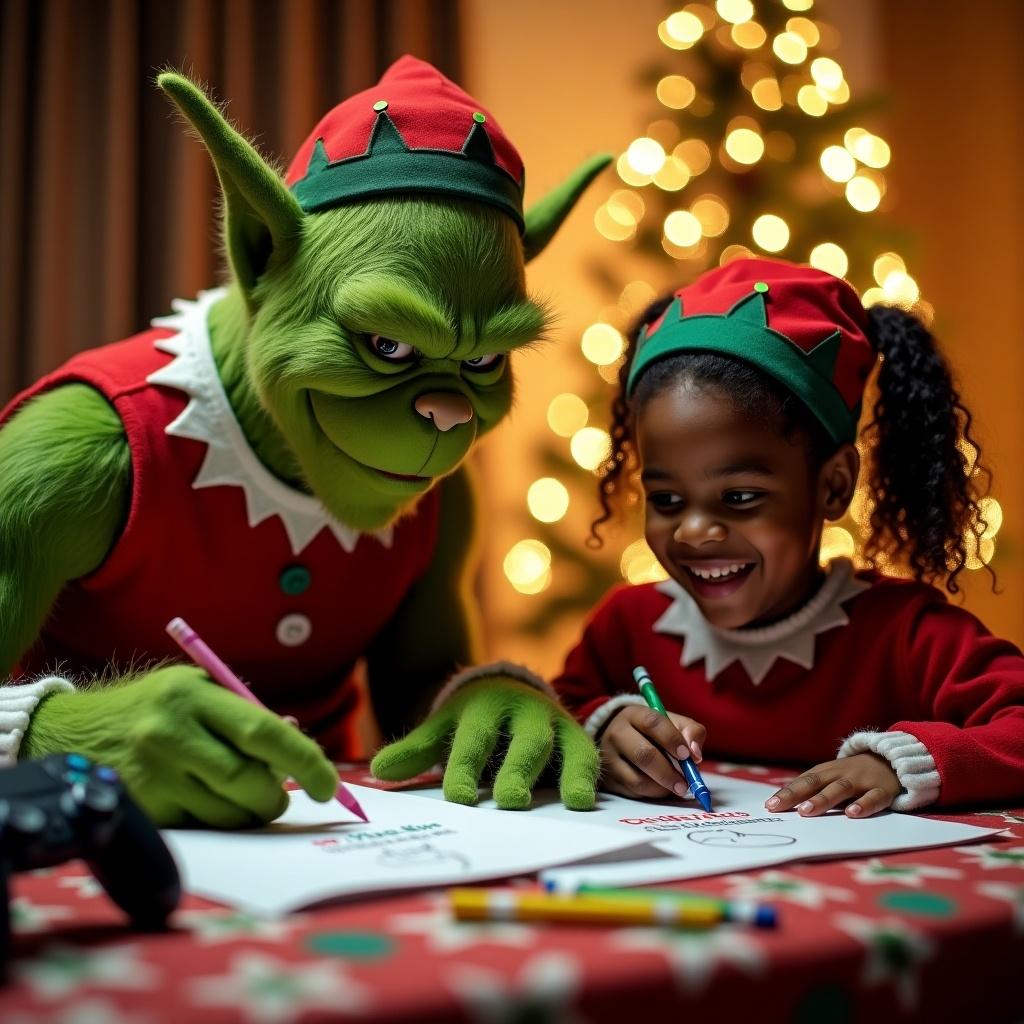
765,753 -> 901,818
600,705 -> 706,800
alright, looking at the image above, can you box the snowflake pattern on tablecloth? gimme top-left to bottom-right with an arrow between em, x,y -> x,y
975,882 -> 1024,933
612,924 -> 767,993
388,895 -> 537,953
56,874 -> 104,900
12,943 -> 159,1001
955,843 -> 1024,871
10,896 -> 76,933
6,998 -> 155,1024
833,913 -> 935,1010
970,809 -> 1024,826
723,869 -> 854,908
447,952 -> 584,1024
849,858 -> 962,887
175,908 -> 300,944
189,951 -> 370,1023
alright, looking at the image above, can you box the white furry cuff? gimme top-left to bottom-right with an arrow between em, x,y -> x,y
0,676 -> 76,766
583,694 -> 649,739
429,661 -> 557,714
838,729 -> 941,811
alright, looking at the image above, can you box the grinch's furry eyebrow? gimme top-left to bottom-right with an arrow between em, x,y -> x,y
335,277 -> 551,358
335,277 -> 454,355
470,299 -> 553,355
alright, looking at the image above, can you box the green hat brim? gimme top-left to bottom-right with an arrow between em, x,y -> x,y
626,316 -> 858,444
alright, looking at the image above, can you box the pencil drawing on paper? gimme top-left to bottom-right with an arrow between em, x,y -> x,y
376,842 -> 471,871
686,829 -> 796,848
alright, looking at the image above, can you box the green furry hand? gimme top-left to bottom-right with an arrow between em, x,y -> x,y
371,678 -> 599,810
23,666 -> 340,828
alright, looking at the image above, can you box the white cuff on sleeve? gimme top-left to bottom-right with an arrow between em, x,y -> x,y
429,661 -> 556,714
0,676 -> 76,766
838,728 -> 941,811
582,694 -> 649,740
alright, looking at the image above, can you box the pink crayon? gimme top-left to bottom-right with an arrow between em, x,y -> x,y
166,617 -> 368,823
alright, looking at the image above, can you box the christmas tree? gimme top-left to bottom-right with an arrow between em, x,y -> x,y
501,0 -> 1000,636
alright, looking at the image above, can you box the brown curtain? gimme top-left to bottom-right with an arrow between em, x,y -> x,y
0,0 -> 461,404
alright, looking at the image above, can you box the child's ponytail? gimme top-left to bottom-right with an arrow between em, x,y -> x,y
862,304 -> 992,593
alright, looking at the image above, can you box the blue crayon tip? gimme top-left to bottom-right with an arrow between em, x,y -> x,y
681,760 -> 714,812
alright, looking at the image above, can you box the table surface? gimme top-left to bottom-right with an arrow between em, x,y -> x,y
1,762 -> 1022,1024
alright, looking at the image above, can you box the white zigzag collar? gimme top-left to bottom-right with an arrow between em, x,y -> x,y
145,289 -> 393,556
652,558 -> 870,685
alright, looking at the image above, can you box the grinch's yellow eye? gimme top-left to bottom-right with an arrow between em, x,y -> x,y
463,353 -> 503,372
367,334 -> 416,362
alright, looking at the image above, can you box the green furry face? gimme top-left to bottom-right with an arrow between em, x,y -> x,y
246,198 -> 549,531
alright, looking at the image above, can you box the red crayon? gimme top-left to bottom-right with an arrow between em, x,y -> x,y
166,616 -> 368,823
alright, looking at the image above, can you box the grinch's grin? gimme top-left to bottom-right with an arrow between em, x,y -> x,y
307,390 -> 434,487
374,467 -> 431,482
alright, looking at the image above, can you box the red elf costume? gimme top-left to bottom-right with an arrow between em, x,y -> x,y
554,260 -> 1024,811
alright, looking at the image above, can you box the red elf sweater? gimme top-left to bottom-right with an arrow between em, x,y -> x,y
0,292 -> 440,758
552,560 -> 1024,810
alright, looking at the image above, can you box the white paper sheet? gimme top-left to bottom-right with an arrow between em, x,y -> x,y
407,773 -> 1002,889
162,784 -> 649,917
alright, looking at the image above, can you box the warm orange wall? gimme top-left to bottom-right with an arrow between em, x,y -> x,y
877,0 -> 1023,644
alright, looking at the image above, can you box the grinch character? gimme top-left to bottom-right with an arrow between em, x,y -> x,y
0,57 -> 606,826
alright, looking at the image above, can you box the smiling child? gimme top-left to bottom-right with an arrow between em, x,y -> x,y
553,258 -> 1024,817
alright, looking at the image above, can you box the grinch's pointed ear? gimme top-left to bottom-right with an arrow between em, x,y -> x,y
157,73 -> 303,308
522,154 -> 611,263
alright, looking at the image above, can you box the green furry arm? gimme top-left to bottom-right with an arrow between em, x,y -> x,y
1,385 -> 339,826
364,464 -> 482,739
0,384 -> 131,675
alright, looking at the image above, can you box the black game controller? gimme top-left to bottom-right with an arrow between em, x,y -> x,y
0,754 -> 181,967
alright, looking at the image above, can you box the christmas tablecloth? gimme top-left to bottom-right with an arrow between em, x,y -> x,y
2,762 -> 1021,1024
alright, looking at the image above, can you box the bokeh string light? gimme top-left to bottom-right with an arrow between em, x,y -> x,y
505,0 -> 999,599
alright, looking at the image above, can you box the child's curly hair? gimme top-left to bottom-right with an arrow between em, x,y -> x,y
590,295 -> 994,595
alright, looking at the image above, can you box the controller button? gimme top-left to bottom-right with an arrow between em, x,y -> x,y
65,753 -> 91,771
59,791 -> 80,818
82,783 -> 119,815
95,766 -> 120,784
10,805 -> 47,833
41,758 -> 68,780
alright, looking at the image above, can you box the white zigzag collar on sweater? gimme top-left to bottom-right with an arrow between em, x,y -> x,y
145,289 -> 394,556
652,558 -> 870,685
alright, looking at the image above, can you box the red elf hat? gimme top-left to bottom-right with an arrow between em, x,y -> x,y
285,55 -> 525,231
627,258 -> 877,443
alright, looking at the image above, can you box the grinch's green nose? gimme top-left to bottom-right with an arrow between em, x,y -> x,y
414,393 -> 474,432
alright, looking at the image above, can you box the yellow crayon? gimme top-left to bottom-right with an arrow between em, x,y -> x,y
449,888 -> 725,927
